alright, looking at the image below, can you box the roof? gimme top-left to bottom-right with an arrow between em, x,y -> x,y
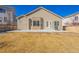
64,11 -> 79,18
17,7 -> 63,19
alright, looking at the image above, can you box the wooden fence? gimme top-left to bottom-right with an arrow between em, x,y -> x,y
0,24 -> 17,32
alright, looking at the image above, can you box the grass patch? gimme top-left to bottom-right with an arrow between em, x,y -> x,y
0,32 -> 79,52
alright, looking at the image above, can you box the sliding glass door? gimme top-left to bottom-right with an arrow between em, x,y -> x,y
54,21 -> 59,30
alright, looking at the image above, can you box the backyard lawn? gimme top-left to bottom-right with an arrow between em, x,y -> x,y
0,32 -> 79,52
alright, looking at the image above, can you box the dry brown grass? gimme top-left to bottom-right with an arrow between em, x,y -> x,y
0,32 -> 79,53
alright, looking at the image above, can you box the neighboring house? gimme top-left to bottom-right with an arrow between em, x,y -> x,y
63,12 -> 79,32
0,6 -> 17,32
17,7 -> 63,31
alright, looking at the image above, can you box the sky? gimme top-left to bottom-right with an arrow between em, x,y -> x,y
12,5 -> 79,17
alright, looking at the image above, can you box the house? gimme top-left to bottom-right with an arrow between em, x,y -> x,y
63,12 -> 79,32
0,6 -> 17,32
17,7 -> 63,32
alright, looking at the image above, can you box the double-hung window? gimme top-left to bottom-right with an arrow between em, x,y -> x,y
33,21 -> 40,26
0,17 -> 2,22
4,17 -> 7,22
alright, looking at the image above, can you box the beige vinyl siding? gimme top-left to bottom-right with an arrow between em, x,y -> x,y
17,17 -> 28,30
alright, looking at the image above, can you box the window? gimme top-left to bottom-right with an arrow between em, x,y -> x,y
75,16 -> 78,21
50,22 -> 51,25
33,21 -> 36,26
33,21 -> 40,26
37,21 -> 40,26
0,17 -> 2,22
73,16 -> 79,25
4,17 -> 7,22
0,8 -> 5,13
46,21 -> 48,27
0,20 -> 2,22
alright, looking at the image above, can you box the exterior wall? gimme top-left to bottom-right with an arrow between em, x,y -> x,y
17,9 -> 62,31
17,17 -> 28,30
